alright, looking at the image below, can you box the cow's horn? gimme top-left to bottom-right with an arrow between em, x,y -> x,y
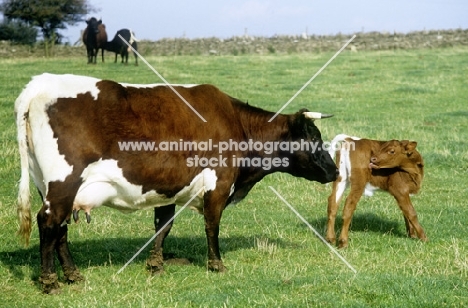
303,112 -> 334,119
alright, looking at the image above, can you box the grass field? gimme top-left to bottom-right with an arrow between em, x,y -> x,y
0,46 -> 467,307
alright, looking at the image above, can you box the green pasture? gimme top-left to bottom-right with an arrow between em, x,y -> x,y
0,47 -> 467,307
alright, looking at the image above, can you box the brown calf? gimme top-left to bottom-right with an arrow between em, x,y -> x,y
326,134 -> 427,248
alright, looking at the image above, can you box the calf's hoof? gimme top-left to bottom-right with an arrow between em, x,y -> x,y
325,236 -> 336,245
337,239 -> 349,249
39,273 -> 60,295
208,260 -> 227,273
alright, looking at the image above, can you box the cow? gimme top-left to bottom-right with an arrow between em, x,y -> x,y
325,134 -> 427,249
105,29 -> 138,66
15,73 -> 338,294
82,17 -> 107,64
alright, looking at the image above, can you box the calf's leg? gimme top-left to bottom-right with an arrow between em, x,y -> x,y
390,190 -> 427,242
338,180 -> 366,249
326,176 -> 347,245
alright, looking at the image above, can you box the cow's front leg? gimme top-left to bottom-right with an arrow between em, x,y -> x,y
203,190 -> 228,272
147,204 -> 176,275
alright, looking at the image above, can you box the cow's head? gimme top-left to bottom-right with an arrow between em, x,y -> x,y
283,109 -> 338,183
369,140 -> 423,170
86,17 -> 101,34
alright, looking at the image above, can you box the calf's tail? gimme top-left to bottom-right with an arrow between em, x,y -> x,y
328,134 -> 352,160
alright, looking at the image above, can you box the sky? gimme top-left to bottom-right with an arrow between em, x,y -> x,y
63,0 -> 467,44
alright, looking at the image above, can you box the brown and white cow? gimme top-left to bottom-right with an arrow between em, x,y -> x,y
15,73 -> 338,293
325,134 -> 427,249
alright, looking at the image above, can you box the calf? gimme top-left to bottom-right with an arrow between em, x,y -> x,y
105,29 -> 138,65
326,134 -> 427,248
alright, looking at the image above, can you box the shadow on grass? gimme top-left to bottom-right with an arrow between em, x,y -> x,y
0,235 -> 286,281
308,212 -> 406,238
0,212 -> 406,285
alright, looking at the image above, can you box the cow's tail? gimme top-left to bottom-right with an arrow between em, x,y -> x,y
15,89 -> 32,246
129,30 -> 139,43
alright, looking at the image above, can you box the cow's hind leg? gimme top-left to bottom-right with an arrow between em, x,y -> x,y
56,220 -> 83,284
147,204 -> 176,275
38,179 -> 83,294
37,205 -> 81,294
37,206 -> 61,294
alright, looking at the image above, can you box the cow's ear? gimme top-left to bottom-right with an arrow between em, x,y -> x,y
290,110 -> 311,134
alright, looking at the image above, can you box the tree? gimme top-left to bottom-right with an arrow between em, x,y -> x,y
0,19 -> 37,44
0,0 -> 96,43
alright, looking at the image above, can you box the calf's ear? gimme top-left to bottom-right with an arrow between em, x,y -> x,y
403,141 -> 418,155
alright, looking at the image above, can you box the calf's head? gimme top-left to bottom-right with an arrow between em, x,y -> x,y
370,140 -> 423,170
284,109 -> 338,183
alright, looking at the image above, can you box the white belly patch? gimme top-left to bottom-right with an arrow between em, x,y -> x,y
73,159 -> 217,215
364,183 -> 380,197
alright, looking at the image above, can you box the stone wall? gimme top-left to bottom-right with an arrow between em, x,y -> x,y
140,28 -> 468,56
1,28 -> 467,58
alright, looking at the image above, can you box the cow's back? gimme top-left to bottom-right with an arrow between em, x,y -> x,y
18,74 -> 246,202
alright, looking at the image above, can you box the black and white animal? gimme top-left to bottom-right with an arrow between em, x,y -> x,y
105,29 -> 138,65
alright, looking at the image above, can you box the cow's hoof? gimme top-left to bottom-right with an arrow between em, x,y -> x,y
63,267 -> 84,284
208,260 -> 227,273
148,265 -> 165,276
39,273 -> 60,295
146,250 -> 165,275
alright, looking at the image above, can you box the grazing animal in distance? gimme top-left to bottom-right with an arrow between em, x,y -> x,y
326,134 -> 427,248
15,73 -> 338,294
105,29 -> 138,65
82,17 -> 107,64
